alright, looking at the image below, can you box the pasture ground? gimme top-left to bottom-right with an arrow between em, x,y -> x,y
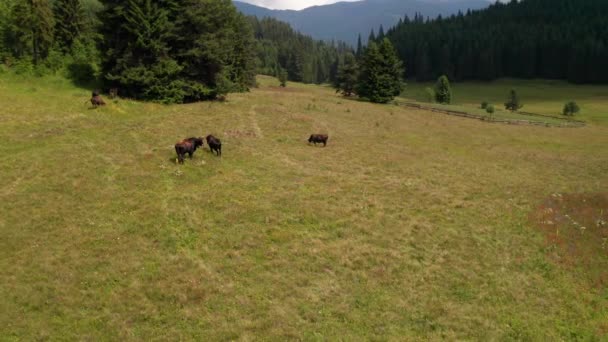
1,74 -> 607,340
403,78 -> 608,125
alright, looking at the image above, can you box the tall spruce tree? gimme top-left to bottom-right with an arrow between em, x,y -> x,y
356,38 -> 403,103
0,0 -> 14,55
434,75 -> 452,104
355,34 -> 362,59
98,0 -> 182,102
335,52 -> 358,96
11,0 -> 54,64
368,29 -> 375,44
505,89 -> 523,112
377,25 -> 385,40
53,0 -> 84,53
98,0 -> 256,103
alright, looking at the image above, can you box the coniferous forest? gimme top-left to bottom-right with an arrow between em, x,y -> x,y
382,0 -> 608,83
249,17 -> 352,85
2,0 -> 608,104
0,0 -> 351,103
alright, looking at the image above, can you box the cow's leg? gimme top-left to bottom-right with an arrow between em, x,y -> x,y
323,141 -> 326,147
188,151 -> 193,159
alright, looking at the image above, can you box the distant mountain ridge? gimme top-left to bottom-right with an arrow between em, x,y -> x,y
234,0 -> 490,45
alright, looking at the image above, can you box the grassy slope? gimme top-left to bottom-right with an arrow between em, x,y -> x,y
1,74 -> 607,340
403,79 -> 608,125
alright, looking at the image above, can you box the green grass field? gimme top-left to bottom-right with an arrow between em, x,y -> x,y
403,79 -> 608,125
1,74 -> 607,340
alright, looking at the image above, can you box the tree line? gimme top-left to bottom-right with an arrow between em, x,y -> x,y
249,16 -> 352,85
380,0 -> 608,83
0,0 -> 352,103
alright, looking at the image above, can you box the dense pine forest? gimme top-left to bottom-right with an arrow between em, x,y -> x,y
249,17 -> 352,85
382,0 -> 608,83
0,0 -> 350,102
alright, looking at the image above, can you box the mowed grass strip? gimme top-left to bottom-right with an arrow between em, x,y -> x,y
1,74 -> 607,340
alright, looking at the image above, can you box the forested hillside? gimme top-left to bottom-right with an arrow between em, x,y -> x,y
0,0 -> 350,102
249,16 -> 352,84
383,0 -> 608,83
235,0 -> 489,46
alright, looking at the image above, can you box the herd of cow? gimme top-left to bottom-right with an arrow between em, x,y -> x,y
87,91 -> 329,165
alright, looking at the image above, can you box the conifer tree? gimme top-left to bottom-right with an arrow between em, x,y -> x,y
505,89 -> 523,112
335,52 -> 358,96
278,68 -> 287,87
356,38 -> 403,103
98,0 -> 256,103
377,25 -> 385,40
368,29 -> 375,44
11,0 -> 54,64
434,75 -> 452,104
53,0 -> 84,53
356,34 -> 362,59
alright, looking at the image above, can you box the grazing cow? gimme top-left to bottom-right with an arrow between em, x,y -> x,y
206,135 -> 222,156
90,95 -> 106,108
87,90 -> 105,108
308,134 -> 328,146
175,137 -> 204,164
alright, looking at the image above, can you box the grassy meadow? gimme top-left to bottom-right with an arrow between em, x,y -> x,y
1,74 -> 607,340
402,79 -> 608,125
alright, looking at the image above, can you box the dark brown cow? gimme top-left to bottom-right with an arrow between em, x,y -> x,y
206,135 -> 222,156
308,134 -> 328,146
90,95 -> 106,108
175,137 -> 204,164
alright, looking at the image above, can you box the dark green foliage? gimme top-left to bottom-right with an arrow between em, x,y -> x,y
53,0 -> 84,53
10,0 -> 55,65
505,89 -> 523,112
424,87 -> 435,103
563,101 -> 580,116
98,0 -> 181,102
335,52 -> 358,96
0,0 -> 15,56
486,104 -> 495,114
355,34 -> 362,59
248,16 -> 351,85
481,101 -> 488,109
384,0 -> 608,83
98,0 -> 255,103
356,38 -> 404,103
368,29 -> 375,44
434,75 -> 451,104
377,25 -> 385,40
278,68 -> 287,87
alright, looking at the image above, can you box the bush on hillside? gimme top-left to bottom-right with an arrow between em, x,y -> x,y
278,68 -> 288,87
563,101 -> 580,116
425,87 -> 435,103
505,89 -> 523,112
434,75 -> 452,104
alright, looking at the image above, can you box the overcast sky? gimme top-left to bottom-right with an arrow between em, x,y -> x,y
238,0 -> 497,10
237,0 -> 361,10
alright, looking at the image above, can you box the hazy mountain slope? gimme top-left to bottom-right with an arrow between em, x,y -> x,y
234,0 -> 489,45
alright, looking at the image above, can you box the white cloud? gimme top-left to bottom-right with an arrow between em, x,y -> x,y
237,0 -> 361,10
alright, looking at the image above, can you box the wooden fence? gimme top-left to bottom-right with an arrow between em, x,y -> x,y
401,103 -> 586,128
